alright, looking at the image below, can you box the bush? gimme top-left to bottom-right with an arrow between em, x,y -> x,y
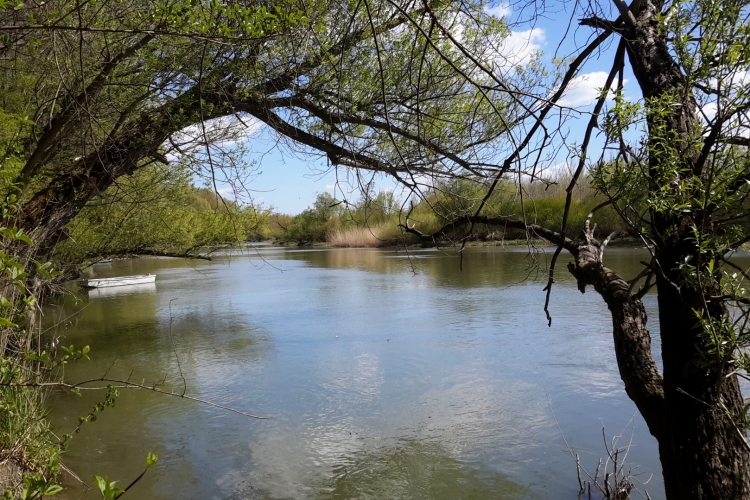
54,165 -> 271,262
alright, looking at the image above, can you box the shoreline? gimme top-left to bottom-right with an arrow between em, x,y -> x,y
267,235 -> 647,250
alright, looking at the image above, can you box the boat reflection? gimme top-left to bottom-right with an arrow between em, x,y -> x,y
84,282 -> 157,298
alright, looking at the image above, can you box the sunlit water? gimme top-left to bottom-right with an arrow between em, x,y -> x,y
45,246 -> 676,499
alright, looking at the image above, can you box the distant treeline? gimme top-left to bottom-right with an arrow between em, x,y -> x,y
270,175 -> 629,247
56,169 -> 631,263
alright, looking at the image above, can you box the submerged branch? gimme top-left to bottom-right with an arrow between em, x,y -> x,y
5,378 -> 269,419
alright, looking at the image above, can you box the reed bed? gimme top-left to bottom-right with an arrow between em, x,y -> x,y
328,225 -> 385,247
327,223 -> 414,247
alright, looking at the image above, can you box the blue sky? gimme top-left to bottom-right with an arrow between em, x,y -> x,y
203,1 -> 632,215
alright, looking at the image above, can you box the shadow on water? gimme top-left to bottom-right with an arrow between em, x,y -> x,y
229,440 -> 533,500
315,440 -> 534,500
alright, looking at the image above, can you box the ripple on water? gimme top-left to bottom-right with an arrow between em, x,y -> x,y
45,248 -> 666,500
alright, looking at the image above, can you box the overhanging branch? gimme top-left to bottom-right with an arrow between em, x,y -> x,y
399,214 -> 579,254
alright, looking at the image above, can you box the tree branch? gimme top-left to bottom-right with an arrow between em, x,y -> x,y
399,214 -> 579,254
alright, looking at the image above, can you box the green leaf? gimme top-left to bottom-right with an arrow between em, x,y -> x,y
94,475 -> 107,494
94,476 -> 124,499
43,484 -> 63,495
0,317 -> 18,328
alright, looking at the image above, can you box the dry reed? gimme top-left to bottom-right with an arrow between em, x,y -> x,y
327,225 -> 386,247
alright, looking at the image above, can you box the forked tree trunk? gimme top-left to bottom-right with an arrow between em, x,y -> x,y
569,243 -> 750,498
573,0 -> 750,495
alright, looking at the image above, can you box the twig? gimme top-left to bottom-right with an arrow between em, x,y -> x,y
167,298 -> 187,397
8,379 -> 270,419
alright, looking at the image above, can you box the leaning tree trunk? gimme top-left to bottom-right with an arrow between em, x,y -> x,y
569,240 -> 750,499
406,215 -> 750,497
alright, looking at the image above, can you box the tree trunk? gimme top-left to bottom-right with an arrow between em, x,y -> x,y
655,276 -> 750,499
568,242 -> 750,499
658,365 -> 750,499
572,2 -> 750,496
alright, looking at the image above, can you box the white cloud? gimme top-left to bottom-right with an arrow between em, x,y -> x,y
169,114 -> 265,153
485,3 -> 510,18
708,70 -> 750,94
435,8 -> 541,73
493,28 -> 544,69
164,152 -> 181,164
557,71 -> 624,108
324,184 -> 336,191
702,102 -> 750,140
702,101 -> 718,121
701,71 -> 750,122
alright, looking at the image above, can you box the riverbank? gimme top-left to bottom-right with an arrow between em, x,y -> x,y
271,234 -> 646,250
0,367 -> 62,496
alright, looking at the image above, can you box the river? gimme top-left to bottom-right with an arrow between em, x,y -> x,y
45,245 -> 668,499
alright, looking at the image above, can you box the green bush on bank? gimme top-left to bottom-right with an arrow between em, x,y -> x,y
0,196 -> 64,498
270,191 -> 410,246
0,194 -> 159,498
54,165 -> 272,263
270,176 -> 632,248
411,177 -> 628,241
269,192 -> 342,244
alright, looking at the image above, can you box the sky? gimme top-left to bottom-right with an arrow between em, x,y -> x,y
191,1 -> 632,215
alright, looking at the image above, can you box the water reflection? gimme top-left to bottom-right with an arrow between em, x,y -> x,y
315,440 -> 533,500
83,282 -> 157,298
299,246 -> 543,288
46,248 -> 669,499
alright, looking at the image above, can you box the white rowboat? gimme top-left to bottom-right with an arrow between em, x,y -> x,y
78,274 -> 156,288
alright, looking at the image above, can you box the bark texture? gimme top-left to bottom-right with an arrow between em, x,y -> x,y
568,239 -> 750,499
567,243 -> 664,434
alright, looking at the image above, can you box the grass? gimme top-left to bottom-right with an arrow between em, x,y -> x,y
0,366 -> 61,496
0,239 -> 64,497
328,224 -> 390,247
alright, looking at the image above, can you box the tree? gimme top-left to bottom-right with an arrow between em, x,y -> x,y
5,0 -> 749,497
280,192 -> 340,243
0,1 -> 532,491
393,0 -> 750,497
54,164 -> 270,262
0,0 -> 527,258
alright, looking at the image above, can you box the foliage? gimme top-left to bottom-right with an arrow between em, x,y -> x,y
0,197 -> 63,498
11,0 -> 750,494
407,0 -> 750,494
0,0 -> 533,495
272,192 -> 337,244
0,225 -> 154,498
273,174 -> 628,247
258,0 -> 750,493
54,164 -> 271,263
0,0 -> 535,255
407,176 -> 626,241
272,190 -> 413,245
94,452 -> 158,500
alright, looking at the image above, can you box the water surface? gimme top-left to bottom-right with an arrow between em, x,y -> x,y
46,246 -> 668,499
